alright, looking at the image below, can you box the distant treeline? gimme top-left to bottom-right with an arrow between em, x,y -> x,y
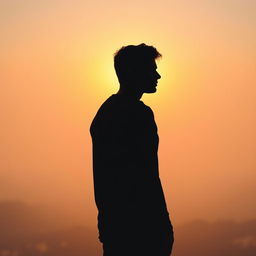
1,201 -> 255,256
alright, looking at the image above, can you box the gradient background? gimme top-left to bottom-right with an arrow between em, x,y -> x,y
1,0 -> 256,255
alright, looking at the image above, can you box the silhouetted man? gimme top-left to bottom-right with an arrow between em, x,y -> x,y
90,43 -> 174,256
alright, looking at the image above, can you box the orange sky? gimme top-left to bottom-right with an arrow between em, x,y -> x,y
1,0 -> 256,226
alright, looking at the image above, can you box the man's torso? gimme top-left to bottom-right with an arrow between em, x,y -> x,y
90,94 -> 172,243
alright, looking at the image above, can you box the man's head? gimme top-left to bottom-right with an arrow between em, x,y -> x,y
114,43 -> 162,93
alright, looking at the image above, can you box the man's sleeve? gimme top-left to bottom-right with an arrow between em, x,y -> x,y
100,110 -> 143,211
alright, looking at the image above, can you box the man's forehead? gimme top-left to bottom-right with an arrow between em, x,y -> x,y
145,60 -> 157,69
134,60 -> 157,70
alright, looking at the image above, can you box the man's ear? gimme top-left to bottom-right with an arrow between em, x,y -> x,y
123,68 -> 134,82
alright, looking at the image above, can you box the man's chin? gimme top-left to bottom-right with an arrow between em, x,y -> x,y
144,87 -> 157,93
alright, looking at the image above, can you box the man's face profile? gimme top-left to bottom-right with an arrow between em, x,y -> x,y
128,60 -> 161,94
140,60 -> 161,93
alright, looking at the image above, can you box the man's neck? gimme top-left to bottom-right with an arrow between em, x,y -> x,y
116,87 -> 143,101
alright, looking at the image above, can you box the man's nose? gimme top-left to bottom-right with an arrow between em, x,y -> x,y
156,72 -> 161,79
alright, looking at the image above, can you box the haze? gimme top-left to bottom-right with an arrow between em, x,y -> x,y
1,0 -> 256,228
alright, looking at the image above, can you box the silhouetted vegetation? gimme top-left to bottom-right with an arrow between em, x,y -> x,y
1,201 -> 256,256
172,219 -> 256,256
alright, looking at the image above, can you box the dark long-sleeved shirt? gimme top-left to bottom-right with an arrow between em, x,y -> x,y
90,94 -> 172,243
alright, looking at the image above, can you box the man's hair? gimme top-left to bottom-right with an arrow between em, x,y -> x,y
114,43 -> 162,84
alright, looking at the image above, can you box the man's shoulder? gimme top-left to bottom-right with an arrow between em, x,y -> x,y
90,95 -> 125,133
93,95 -> 124,119
90,95 -> 153,128
90,95 -> 156,137
97,94 -> 151,116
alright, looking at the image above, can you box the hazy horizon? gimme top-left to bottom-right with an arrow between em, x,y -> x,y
1,200 -> 256,256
